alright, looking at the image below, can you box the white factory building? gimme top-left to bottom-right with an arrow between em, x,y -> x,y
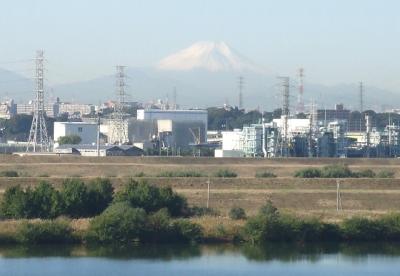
137,109 -> 208,128
53,122 -> 98,145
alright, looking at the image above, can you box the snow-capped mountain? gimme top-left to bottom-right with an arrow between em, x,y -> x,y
157,41 -> 264,73
0,41 -> 398,110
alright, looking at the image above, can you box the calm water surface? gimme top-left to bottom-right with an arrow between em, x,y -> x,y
1,243 -> 400,275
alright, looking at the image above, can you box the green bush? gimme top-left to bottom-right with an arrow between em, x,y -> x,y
60,179 -> 89,218
189,206 -> 219,217
0,186 -> 32,218
135,172 -> 146,177
294,168 -> 322,178
255,171 -> 277,178
86,178 -> 114,217
87,202 -> 147,244
214,169 -> 237,178
377,170 -> 395,178
157,171 -> 205,177
242,201 -> 341,243
341,217 -> 386,241
321,164 -> 353,178
0,170 -> 19,177
114,180 -> 188,216
30,181 -> 63,219
58,135 -> 82,145
229,207 -> 246,220
353,169 -> 376,178
170,219 -> 203,243
16,219 -> 73,244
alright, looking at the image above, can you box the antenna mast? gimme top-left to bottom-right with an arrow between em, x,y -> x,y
27,50 -> 50,152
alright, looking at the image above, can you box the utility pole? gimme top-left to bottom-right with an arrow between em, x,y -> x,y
238,76 -> 244,110
97,111 -> 101,157
206,178 -> 211,208
336,179 -> 343,212
27,50 -> 50,152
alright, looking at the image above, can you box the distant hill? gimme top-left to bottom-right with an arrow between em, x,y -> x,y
0,42 -> 398,111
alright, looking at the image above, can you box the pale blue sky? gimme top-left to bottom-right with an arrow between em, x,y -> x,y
0,0 -> 399,91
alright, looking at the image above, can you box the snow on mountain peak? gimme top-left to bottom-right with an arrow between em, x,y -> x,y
157,41 -> 262,73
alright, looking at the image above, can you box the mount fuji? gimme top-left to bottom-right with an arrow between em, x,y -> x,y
157,41 -> 265,73
0,41 -> 398,110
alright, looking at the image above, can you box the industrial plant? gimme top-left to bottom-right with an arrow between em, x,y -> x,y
1,50 -> 400,159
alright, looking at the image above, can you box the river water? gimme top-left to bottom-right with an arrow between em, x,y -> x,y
1,243 -> 400,275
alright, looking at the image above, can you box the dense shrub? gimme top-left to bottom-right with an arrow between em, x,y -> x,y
157,171 -> 205,177
294,164 -> 379,179
294,168 -> 322,178
86,178 -> 114,217
321,164 -> 353,178
0,170 -> 19,177
170,219 -> 203,243
16,219 -> 73,244
0,186 -> 32,218
30,181 -> 63,219
58,135 -> 82,145
214,169 -> 237,178
229,207 -> 246,220
60,179 -> 90,218
242,201 -> 341,243
352,169 -> 376,178
189,206 -> 219,217
87,202 -> 147,244
377,170 -> 395,178
114,180 -> 188,216
88,203 -> 202,244
255,171 -> 277,178
341,217 -> 386,241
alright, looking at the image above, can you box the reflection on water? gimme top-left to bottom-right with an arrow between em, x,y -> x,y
1,242 -> 400,261
1,243 -> 400,276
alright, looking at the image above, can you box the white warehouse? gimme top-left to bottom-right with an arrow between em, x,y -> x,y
54,122 -> 98,145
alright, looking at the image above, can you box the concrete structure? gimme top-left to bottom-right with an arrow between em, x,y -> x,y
316,104 -> 350,126
137,109 -> 207,128
16,102 -> 59,117
218,124 -> 264,157
0,99 -> 16,119
58,103 -> 94,117
54,122 -> 97,145
131,109 -> 208,151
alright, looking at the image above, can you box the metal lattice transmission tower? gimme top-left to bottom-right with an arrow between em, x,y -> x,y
278,76 -> 290,157
27,50 -> 50,152
112,65 -> 129,144
297,68 -> 305,114
238,76 -> 244,110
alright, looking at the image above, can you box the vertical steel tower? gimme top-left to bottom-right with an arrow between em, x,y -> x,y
111,65 -> 128,144
27,50 -> 50,152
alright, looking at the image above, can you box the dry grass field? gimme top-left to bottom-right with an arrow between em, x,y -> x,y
1,155 -> 400,221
